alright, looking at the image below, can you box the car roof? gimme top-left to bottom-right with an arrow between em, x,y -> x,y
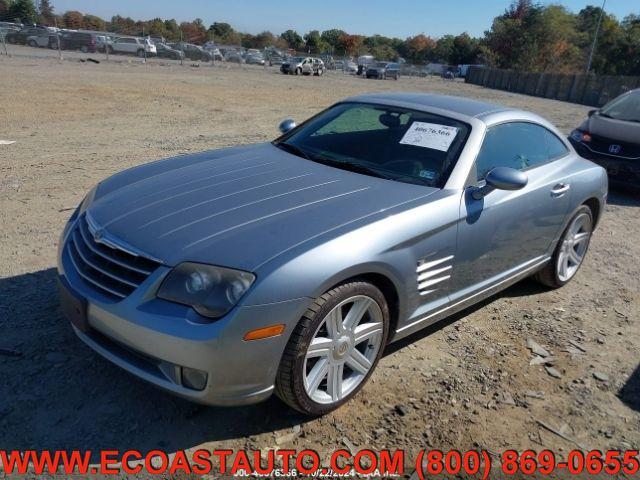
343,92 -> 514,119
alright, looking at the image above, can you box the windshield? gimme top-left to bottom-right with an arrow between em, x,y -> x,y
600,90 -> 640,122
376,62 -> 388,67
274,102 -> 471,188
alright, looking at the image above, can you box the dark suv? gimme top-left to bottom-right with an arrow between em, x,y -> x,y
60,32 -> 97,53
5,26 -> 50,45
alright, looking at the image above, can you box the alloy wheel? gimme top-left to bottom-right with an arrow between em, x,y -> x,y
557,212 -> 591,282
303,295 -> 384,404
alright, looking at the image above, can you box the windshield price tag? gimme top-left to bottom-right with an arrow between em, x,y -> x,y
399,122 -> 459,151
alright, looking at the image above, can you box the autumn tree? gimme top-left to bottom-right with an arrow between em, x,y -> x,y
62,10 -> 84,29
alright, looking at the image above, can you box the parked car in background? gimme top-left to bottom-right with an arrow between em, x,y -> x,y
245,53 -> 265,65
569,88 -> 640,189
268,54 -> 285,66
366,62 -> 400,80
155,43 -> 184,60
170,42 -> 212,61
281,57 -> 324,75
26,33 -> 57,48
60,32 -> 97,53
224,50 -> 244,63
95,35 -> 113,53
57,93 -> 606,415
110,37 -> 156,57
5,26 -> 51,45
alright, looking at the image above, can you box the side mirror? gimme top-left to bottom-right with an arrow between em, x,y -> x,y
588,109 -> 598,117
472,167 -> 528,200
278,118 -> 296,134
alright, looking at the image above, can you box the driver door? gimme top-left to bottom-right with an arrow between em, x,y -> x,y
451,122 -> 573,302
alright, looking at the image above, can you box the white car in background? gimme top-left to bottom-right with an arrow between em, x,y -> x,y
109,37 -> 156,57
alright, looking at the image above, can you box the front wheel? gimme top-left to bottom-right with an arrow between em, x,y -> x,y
276,281 -> 389,415
534,205 -> 593,288
137,49 -> 145,58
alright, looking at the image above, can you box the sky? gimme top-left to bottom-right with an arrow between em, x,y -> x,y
50,0 -> 638,38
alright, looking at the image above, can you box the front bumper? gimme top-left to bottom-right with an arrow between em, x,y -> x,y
57,219 -> 310,406
569,137 -> 640,188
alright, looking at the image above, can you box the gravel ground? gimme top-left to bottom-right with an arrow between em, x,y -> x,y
1,52 -> 638,476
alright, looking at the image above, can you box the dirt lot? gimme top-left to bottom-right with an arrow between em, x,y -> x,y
1,53 -> 639,476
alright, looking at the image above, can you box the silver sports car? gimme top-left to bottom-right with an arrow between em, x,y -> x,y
58,93 -> 607,415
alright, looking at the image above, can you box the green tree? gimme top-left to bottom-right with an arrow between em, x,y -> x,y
83,14 -> 105,31
320,29 -> 346,49
304,30 -> 329,53
37,0 -> 54,25
280,29 -> 304,50
208,21 -> 241,44
8,0 -> 37,23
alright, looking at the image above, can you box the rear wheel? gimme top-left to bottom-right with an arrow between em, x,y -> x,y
137,49 -> 145,58
80,45 -> 88,53
28,39 -> 37,47
534,206 -> 593,288
276,281 -> 389,415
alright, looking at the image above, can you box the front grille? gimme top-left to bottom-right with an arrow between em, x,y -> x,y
587,134 -> 640,159
66,215 -> 161,300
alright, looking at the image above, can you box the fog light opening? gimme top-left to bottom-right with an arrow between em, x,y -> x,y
181,367 -> 208,391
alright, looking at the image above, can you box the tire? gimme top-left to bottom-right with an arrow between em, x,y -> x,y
276,280 -> 389,415
394,75 -> 399,80
137,49 -> 145,58
295,67 -> 301,75
7,36 -> 17,44
28,39 -> 37,48
80,45 -> 88,53
534,205 -> 593,289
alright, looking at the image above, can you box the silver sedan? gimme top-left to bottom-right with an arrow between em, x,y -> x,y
57,93 -> 607,415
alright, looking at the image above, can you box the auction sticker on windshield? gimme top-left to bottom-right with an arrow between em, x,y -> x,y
399,122 -> 458,151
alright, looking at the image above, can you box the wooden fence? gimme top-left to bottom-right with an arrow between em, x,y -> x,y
466,66 -> 640,107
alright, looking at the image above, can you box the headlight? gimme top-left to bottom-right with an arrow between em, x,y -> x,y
157,262 -> 255,319
570,129 -> 591,143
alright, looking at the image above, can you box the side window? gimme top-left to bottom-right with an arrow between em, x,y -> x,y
545,129 -> 569,159
475,122 -> 550,181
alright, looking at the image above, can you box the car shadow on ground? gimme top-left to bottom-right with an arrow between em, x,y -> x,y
607,186 -> 640,208
0,268 -> 308,459
619,364 -> 640,413
0,268 -> 579,458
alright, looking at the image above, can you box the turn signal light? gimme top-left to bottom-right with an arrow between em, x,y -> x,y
581,132 -> 592,142
243,324 -> 285,341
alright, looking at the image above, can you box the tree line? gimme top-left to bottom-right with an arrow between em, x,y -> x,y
1,0 -> 638,75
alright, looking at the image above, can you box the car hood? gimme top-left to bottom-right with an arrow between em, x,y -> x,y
88,143 -> 437,271
582,113 -> 640,144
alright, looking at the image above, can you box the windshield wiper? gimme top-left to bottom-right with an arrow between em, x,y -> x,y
275,142 -> 312,160
312,156 -> 395,180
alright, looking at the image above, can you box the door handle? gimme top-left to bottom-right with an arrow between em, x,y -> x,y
551,183 -> 570,196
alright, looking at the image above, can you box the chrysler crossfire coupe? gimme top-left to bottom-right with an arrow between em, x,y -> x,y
58,93 -> 607,415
